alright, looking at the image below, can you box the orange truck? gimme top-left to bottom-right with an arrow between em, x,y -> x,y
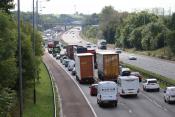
75,53 -> 94,84
96,51 -> 119,82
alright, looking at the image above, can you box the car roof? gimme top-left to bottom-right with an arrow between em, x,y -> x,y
91,84 -> 98,86
119,76 -> 138,80
146,78 -> 157,81
98,81 -> 116,85
96,50 -> 116,55
122,68 -> 130,71
76,53 -> 93,56
167,86 -> 175,90
131,72 -> 140,74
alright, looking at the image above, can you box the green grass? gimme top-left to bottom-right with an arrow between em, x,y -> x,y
123,63 -> 175,88
23,63 -> 54,117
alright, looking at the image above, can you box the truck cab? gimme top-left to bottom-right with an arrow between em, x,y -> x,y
97,81 -> 118,107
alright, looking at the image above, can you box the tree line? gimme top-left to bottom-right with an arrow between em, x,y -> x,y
82,6 -> 175,54
0,1 -> 43,116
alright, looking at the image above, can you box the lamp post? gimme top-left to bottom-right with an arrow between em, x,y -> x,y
17,0 -> 23,116
32,0 -> 36,104
32,0 -> 50,104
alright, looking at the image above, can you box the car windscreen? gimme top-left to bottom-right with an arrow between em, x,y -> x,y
101,42 -> 106,45
148,80 -> 157,84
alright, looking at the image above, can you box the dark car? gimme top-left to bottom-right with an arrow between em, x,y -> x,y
89,84 -> 98,96
130,72 -> 143,82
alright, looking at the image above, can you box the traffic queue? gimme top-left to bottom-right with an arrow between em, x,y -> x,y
47,41 -> 175,107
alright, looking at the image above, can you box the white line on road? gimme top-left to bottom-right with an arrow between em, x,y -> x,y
140,92 -> 168,112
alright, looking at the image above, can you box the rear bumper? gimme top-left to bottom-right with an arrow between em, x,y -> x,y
145,86 -> 159,90
101,100 -> 118,104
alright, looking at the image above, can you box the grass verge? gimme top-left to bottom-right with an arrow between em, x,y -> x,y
23,63 -> 54,117
123,63 -> 175,88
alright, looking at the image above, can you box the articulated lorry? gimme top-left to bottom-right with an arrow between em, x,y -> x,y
96,51 -> 119,82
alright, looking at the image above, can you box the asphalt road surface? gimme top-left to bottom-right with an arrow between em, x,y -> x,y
43,53 -> 95,117
120,52 -> 175,80
45,51 -> 175,117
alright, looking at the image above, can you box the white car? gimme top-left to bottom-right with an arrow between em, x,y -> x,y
128,54 -> 137,60
164,86 -> 175,103
115,48 -> 122,54
142,79 -> 160,91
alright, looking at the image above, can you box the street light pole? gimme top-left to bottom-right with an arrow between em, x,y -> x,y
32,0 -> 36,104
17,0 -> 23,116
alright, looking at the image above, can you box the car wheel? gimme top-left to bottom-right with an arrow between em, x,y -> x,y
143,86 -> 145,91
157,88 -> 160,92
167,97 -> 171,104
164,96 -> 167,102
97,99 -> 99,104
113,102 -> 117,107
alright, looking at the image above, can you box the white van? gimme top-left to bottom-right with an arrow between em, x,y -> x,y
118,76 -> 139,96
97,81 -> 118,107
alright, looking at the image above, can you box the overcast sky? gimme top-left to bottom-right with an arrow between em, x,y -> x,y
14,0 -> 175,14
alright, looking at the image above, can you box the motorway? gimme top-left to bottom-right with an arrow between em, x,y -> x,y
43,27 -> 175,117
62,28 -> 175,80
44,49 -> 175,117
